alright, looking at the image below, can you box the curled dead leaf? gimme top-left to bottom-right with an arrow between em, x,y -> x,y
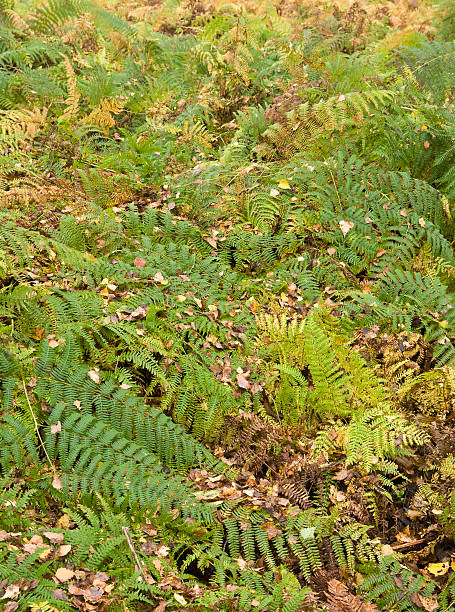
339,220 -> 354,236
87,369 -> 100,384
52,474 -> 63,491
50,421 -> 62,434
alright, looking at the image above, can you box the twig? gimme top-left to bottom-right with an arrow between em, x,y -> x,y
22,379 -> 55,472
122,526 -> 146,579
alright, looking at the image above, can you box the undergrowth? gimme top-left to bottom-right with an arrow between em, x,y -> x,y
2,0 -> 455,609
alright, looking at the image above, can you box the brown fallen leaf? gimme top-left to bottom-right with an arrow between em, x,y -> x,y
236,372 -> 251,390
2,584 -> 20,600
68,583 -> 84,596
3,602 -> 19,612
87,369 -> 100,384
55,567 -> 75,582
339,220 -> 354,236
82,586 -> 104,603
56,514 -> 71,529
52,589 -> 71,602
52,474 -> 63,491
43,531 -> 65,544
134,256 -> 147,267
206,237 -> 217,248
57,544 -> 72,557
50,421 -> 62,434
418,595 -> 439,611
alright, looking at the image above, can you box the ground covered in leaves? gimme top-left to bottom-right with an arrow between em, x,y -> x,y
3,0 -> 455,610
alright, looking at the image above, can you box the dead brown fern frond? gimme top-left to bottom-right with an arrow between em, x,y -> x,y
61,57 -> 80,121
81,97 -> 127,134
0,107 -> 48,142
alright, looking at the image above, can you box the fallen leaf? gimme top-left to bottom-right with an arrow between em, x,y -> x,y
278,179 -> 291,189
52,589 -> 71,603
418,217 -> 426,228
38,547 -> 52,560
3,602 -> 19,611
156,545 -> 170,558
48,339 -> 59,348
56,514 -> 70,529
206,237 -> 217,248
58,544 -> 72,557
1,585 -> 20,600
50,421 -> 62,434
52,474 -> 63,490
381,544 -> 394,556
427,562 -> 449,576
270,188 -> 280,197
400,209 -> 407,217
87,369 -> 100,384
68,584 -> 84,596
236,558 -> 247,570
153,271 -> 164,283
174,594 -> 187,605
405,509 -> 423,520
418,595 -> 439,611
236,373 -> 251,390
300,527 -> 316,539
82,586 -> 104,603
339,220 -> 354,236
55,567 -> 75,582
327,247 -> 336,256
134,257 -> 147,267
424,140 -> 430,148
152,602 -> 169,612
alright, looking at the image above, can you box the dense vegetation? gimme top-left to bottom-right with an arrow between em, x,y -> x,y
3,0 -> 455,609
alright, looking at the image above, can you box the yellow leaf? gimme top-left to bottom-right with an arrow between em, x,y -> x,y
440,320 -> 449,328
427,562 -> 449,576
278,179 -> 291,189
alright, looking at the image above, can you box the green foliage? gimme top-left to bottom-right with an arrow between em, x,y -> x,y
2,0 -> 455,609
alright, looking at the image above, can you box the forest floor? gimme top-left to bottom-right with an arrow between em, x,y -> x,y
2,0 -> 455,610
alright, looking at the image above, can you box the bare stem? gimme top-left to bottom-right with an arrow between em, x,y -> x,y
22,379 -> 55,472
122,526 -> 146,579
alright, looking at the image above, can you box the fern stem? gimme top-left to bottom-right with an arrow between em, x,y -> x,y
22,379 -> 55,472
122,525 -> 146,579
